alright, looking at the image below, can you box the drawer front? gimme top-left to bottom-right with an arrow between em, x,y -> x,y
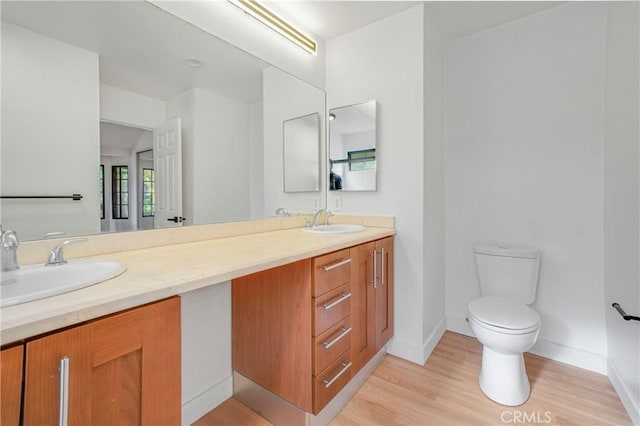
313,317 -> 351,375
313,350 -> 352,414
313,249 -> 351,296
314,283 -> 351,336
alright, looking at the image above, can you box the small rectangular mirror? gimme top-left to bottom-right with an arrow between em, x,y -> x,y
283,113 -> 320,193
329,100 -> 377,191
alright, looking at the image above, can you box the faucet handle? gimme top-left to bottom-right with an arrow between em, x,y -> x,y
1,229 -> 19,249
46,238 -> 87,266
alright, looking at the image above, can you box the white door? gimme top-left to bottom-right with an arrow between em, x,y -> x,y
153,117 -> 183,228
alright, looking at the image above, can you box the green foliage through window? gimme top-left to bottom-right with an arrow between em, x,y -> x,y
348,148 -> 376,171
112,166 -> 129,219
142,168 -> 155,217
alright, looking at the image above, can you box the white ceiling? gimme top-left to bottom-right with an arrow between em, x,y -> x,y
2,1 -> 561,104
272,1 -> 560,42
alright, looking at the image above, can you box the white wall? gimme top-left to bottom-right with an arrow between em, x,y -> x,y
444,3 -> 609,372
181,283 -> 232,425
603,2 -> 640,423
283,114 -> 320,193
167,87 -> 252,226
148,0 -> 326,90
263,67 -> 326,216
422,4 -> 447,355
326,5 -> 430,363
1,22 -> 100,241
100,84 -> 165,130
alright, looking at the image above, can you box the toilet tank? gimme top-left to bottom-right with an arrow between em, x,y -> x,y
474,245 -> 541,304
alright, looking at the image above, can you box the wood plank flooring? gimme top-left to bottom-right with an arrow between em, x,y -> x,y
194,332 -> 631,426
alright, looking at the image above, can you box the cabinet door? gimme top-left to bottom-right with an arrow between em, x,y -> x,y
23,297 -> 181,426
1,345 -> 24,426
375,237 -> 394,350
232,260 -> 313,413
349,241 -> 376,372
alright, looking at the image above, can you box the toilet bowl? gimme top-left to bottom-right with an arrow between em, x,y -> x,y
468,296 -> 540,406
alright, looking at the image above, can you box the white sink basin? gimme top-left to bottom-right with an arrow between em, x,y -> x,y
303,224 -> 366,234
0,259 -> 126,308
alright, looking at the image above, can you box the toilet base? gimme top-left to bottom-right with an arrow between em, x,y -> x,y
478,346 -> 531,406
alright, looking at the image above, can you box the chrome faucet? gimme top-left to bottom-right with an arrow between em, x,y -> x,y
46,239 -> 87,266
311,209 -> 333,227
1,226 -> 20,272
274,207 -> 290,217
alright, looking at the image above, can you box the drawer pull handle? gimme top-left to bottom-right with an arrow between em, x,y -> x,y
380,247 -> 386,286
323,258 -> 351,272
323,327 -> 352,349
323,292 -> 351,310
323,361 -> 352,388
58,356 -> 70,426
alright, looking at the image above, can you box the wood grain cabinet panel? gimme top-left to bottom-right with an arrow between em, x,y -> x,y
232,260 -> 313,413
313,317 -> 351,375
313,249 -> 351,296
1,345 -> 24,426
313,283 -> 351,336
22,297 -> 181,426
350,237 -> 395,372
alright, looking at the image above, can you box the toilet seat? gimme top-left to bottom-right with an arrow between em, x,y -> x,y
469,296 -> 540,335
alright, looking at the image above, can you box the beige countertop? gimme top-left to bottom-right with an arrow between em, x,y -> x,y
1,225 -> 394,345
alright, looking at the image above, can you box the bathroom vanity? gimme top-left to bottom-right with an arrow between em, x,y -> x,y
0,218 -> 394,425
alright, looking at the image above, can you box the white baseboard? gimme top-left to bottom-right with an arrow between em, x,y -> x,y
608,359 -> 640,425
446,315 -> 607,374
182,375 -> 233,426
530,339 -> 607,374
423,318 -> 447,363
387,335 -> 428,365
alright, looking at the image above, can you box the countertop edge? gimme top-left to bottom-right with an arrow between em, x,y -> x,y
1,227 -> 395,345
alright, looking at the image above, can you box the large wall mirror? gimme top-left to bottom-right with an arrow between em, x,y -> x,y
328,101 -> 377,192
1,1 -> 325,241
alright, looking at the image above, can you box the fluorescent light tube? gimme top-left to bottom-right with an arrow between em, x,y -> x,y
230,0 -> 317,55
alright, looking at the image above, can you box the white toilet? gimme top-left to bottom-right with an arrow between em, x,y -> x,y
467,244 -> 542,406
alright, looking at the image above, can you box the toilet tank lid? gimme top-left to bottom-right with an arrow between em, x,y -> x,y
474,244 -> 540,259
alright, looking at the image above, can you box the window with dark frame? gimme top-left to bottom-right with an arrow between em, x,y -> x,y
99,165 -> 105,220
142,168 -> 155,217
348,148 -> 376,171
112,165 -> 129,219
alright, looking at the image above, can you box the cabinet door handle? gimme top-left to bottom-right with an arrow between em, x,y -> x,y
370,249 -> 377,288
323,361 -> 352,388
322,327 -> 352,349
380,247 -> 386,286
58,356 -> 70,426
323,292 -> 352,310
322,258 -> 351,272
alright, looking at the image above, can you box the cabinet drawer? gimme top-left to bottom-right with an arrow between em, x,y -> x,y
313,249 -> 351,296
313,317 -> 351,375
313,350 -> 352,414
314,284 -> 351,336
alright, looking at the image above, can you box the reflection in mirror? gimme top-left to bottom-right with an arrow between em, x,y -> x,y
283,113 -> 320,193
328,101 -> 377,192
0,1 -> 326,241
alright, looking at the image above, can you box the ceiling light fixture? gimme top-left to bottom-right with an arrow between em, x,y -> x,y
229,0 -> 317,55
329,114 -> 336,121
184,57 -> 204,68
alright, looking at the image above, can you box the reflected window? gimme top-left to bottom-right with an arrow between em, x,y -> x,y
112,166 -> 129,219
348,148 -> 376,171
142,168 -> 155,217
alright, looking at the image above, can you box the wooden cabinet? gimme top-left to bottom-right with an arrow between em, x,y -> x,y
350,237 -> 394,372
21,297 -> 181,426
1,345 -> 24,426
232,260 -> 313,412
232,237 -> 393,416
